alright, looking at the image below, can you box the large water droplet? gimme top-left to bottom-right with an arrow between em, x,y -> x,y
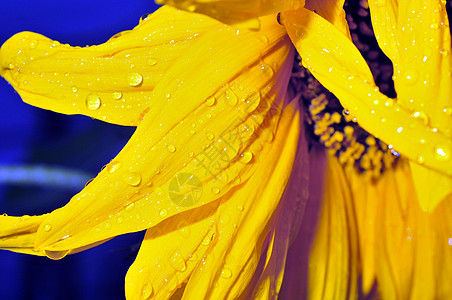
206,132 -> 214,140
43,224 -> 52,232
108,161 -> 122,173
260,63 -> 274,77
112,91 -> 123,100
412,111 -> 429,125
85,93 -> 101,110
240,152 -> 253,163
159,209 -> 168,218
211,187 -> 220,194
221,268 -> 232,279
142,283 -> 153,300
123,172 -> 142,186
169,251 -> 187,272
225,88 -> 238,106
128,72 -> 143,86
205,96 -> 216,106
45,249 -> 70,260
148,58 -> 158,66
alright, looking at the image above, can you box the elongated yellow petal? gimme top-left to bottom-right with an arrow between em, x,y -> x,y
304,0 -> 350,37
308,156 -> 358,300
0,7 -> 219,126
282,7 -> 452,210
157,0 -> 304,29
182,101 -> 300,299
248,101 -> 310,299
125,100 -> 299,300
26,14 -> 293,255
346,159 -> 452,299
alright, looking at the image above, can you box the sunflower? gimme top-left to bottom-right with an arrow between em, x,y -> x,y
1,0 -> 451,300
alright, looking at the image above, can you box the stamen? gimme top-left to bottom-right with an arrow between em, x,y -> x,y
292,58 -> 399,180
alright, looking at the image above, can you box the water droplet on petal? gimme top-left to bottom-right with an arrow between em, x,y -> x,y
85,93 -> 101,110
169,251 -> 186,272
159,209 -> 168,218
435,145 -> 450,161
112,92 -> 123,100
401,70 -> 418,86
206,132 -> 214,140
44,224 -> 52,232
116,217 -> 124,224
123,172 -> 141,186
205,96 -> 216,106
168,144 -> 176,153
225,88 -> 238,106
412,111 -> 429,125
30,39 -> 38,49
45,250 -> 69,260
260,63 -> 274,77
148,58 -> 158,66
142,282 -> 153,299
108,161 -> 122,173
128,72 -> 143,86
211,187 -> 220,194
240,152 -> 253,163
125,203 -> 135,212
71,86 -> 78,93
221,268 -> 232,278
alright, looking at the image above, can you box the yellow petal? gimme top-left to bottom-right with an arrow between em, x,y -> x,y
157,0 -> 304,29
249,101 -> 310,299
308,156 -> 358,300
0,7 -> 219,126
367,0 -> 452,211
29,14 -> 293,254
369,0 -> 452,136
346,159 -> 452,299
125,202 -> 219,299
304,0 -> 350,38
282,8 -> 452,209
182,100 -> 300,299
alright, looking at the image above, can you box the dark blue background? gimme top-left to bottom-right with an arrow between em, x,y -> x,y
0,1 -> 159,299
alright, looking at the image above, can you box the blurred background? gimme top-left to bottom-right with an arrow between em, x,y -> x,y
0,0 -> 158,299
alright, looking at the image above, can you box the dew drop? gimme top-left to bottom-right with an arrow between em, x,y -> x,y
116,217 -> 124,224
142,283 -> 153,300
205,96 -> 216,106
159,209 -> 168,218
240,152 -> 253,163
435,145 -> 450,161
221,268 -> 232,279
206,132 -> 214,140
123,172 -> 141,186
211,187 -> 220,194
167,144 -> 176,153
128,72 -> 143,86
125,203 -> 135,212
296,26 -> 308,38
412,111 -> 429,125
112,91 -> 123,100
169,251 -> 187,272
148,58 -> 158,66
260,63 -> 274,77
45,250 -> 69,260
71,86 -> 78,93
108,161 -> 122,173
85,93 -> 101,110
225,88 -> 238,106
44,224 -> 52,232
202,236 -> 211,246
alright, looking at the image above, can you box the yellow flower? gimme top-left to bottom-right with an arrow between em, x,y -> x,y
1,1 -> 451,300
0,4 -> 309,299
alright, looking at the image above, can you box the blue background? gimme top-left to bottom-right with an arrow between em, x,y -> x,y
0,1 -> 159,299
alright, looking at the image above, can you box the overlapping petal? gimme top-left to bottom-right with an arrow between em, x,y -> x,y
0,7 -> 295,259
0,7 -> 222,126
156,0 -> 304,28
125,100 -> 300,299
282,6 -> 452,210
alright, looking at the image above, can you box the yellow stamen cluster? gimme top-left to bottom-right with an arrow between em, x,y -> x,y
294,65 -> 398,180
